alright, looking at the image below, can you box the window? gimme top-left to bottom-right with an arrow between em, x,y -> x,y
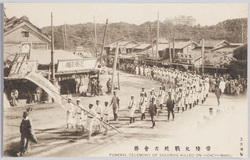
22,31 -> 29,37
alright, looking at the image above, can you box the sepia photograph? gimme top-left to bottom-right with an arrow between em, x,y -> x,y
2,2 -> 248,158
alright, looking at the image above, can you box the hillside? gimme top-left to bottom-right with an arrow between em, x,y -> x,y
42,18 -> 247,51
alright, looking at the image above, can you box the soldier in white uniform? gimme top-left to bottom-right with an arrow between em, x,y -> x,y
139,92 -> 147,120
62,97 -> 75,129
185,86 -> 190,110
95,100 -> 104,131
189,86 -> 193,109
149,90 -> 156,105
86,103 -> 99,140
128,95 -> 136,123
75,99 -> 84,133
157,86 -> 165,110
103,101 -> 110,135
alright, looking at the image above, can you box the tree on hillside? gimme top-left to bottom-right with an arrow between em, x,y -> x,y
228,44 -> 247,78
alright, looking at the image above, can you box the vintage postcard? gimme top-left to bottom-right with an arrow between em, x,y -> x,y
2,3 -> 248,158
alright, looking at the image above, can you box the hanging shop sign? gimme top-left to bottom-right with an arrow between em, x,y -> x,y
57,58 -> 98,72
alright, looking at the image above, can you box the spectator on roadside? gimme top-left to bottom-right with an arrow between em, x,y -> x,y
17,111 -> 37,156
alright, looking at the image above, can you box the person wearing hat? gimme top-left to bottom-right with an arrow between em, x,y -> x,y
62,97 -> 75,129
139,92 -> 147,120
17,111 -> 37,156
149,90 -> 156,103
140,88 -> 147,98
95,99 -> 104,131
214,84 -> 222,106
109,91 -> 120,121
128,95 -> 136,123
185,86 -> 190,110
177,88 -> 184,113
149,97 -> 157,128
106,78 -> 112,94
75,99 -> 84,133
86,103 -> 99,140
188,86 -> 193,109
103,101 -> 110,135
157,86 -> 165,111
166,92 -> 175,122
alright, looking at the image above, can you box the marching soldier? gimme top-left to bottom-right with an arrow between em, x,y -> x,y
86,103 -> 99,140
157,86 -> 165,110
140,88 -> 147,97
62,97 -> 75,129
139,92 -> 147,120
149,90 -> 156,103
128,95 -> 136,123
178,88 -> 184,113
185,86 -> 190,110
75,99 -> 84,133
109,91 -> 120,121
103,101 -> 110,135
149,97 -> 157,128
95,99 -> 103,131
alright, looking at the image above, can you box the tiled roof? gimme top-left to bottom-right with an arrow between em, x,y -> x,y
29,50 -> 89,65
4,16 -> 51,42
134,44 -> 151,50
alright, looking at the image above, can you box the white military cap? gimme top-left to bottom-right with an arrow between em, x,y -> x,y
76,98 -> 81,101
68,97 -> 72,100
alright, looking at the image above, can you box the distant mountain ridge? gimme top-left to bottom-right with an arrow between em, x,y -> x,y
41,18 -> 247,51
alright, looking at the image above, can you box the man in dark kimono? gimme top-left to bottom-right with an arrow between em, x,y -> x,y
17,111 -> 37,156
149,97 -> 157,128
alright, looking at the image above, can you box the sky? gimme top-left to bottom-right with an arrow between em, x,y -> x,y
4,3 -> 248,28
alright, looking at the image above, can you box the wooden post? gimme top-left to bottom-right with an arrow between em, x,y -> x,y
201,38 -> 205,74
100,19 -> 108,65
51,12 -> 55,84
172,37 -> 175,62
169,39 -> 172,63
242,23 -> 244,44
62,25 -> 65,50
111,42 -> 119,93
117,72 -> 120,90
149,25 -> 154,64
94,16 -> 97,57
156,11 -> 159,60
64,23 -> 67,50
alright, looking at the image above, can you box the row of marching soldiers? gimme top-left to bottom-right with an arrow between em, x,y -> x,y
61,97 -> 112,140
128,76 -> 209,128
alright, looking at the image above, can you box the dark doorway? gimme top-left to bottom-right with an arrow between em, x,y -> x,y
60,79 -> 76,94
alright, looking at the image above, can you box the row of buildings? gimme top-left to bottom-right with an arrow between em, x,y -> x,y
4,15 -> 99,103
103,37 -> 243,70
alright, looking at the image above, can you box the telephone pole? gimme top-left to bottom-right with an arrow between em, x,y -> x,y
149,25 -> 154,61
64,23 -> 67,50
111,42 -> 119,93
169,39 -> 172,63
242,23 -> 244,44
62,25 -> 65,50
201,38 -> 205,74
51,12 -> 55,85
156,11 -> 159,61
94,16 -> 97,57
100,19 -> 108,65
